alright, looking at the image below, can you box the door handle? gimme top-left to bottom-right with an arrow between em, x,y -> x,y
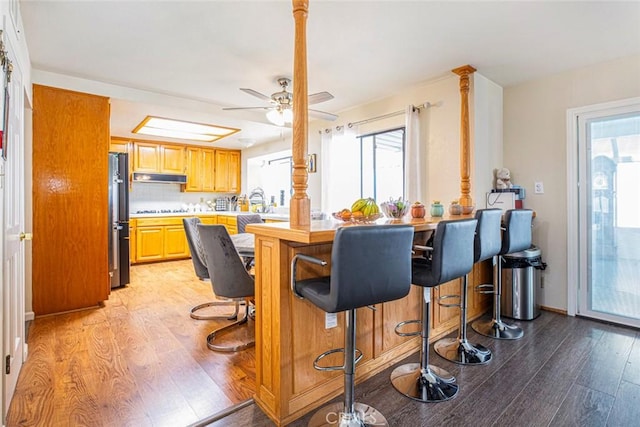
19,232 -> 33,241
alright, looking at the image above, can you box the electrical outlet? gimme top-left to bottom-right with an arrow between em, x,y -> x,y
325,312 -> 338,329
534,181 -> 544,194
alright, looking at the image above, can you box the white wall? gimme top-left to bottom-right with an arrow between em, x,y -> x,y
503,54 -> 640,311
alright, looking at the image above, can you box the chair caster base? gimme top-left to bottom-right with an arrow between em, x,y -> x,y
472,318 -> 524,340
308,402 -> 388,427
434,338 -> 492,365
390,363 -> 459,402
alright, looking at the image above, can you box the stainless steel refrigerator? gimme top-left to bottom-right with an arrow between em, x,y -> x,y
108,152 -> 130,288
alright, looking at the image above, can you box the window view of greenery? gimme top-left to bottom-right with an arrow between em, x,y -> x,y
360,127 -> 405,201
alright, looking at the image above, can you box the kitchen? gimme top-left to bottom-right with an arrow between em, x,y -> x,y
6,1 -> 640,426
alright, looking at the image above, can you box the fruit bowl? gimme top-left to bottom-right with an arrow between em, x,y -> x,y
332,212 -> 382,223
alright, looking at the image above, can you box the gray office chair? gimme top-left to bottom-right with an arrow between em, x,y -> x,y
291,225 -> 414,427
391,219 -> 477,402
198,224 -> 255,352
182,217 -> 240,321
434,209 -> 501,365
472,209 -> 534,340
236,213 -> 263,233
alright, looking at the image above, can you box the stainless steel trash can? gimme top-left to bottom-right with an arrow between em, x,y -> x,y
501,245 -> 546,320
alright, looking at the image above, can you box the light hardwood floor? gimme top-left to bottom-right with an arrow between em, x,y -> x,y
7,260 -> 256,426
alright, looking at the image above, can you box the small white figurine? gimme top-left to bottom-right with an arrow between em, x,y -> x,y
495,167 -> 513,190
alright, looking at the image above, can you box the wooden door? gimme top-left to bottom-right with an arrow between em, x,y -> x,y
201,148 -> 215,192
133,142 -> 160,172
184,147 -> 201,191
161,144 -> 185,174
164,225 -> 189,258
32,85 -> 111,315
136,227 -> 164,262
214,150 -> 229,192
228,151 -> 240,193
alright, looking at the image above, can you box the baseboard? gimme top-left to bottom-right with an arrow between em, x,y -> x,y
540,305 -> 568,316
25,311 -> 35,321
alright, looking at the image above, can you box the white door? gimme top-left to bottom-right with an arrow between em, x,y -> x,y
1,35 -> 25,417
575,99 -> 640,328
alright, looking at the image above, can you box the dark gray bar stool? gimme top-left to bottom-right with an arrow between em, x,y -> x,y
291,225 -> 414,427
472,209 -> 533,340
391,219 -> 477,402
434,209 -> 502,364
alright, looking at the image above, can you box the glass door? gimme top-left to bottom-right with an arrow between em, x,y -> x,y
578,105 -> 640,327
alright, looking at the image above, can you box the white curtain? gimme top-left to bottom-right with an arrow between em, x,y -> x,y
321,125 -> 360,213
404,105 -> 424,204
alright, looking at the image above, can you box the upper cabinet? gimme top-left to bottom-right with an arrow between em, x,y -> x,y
110,137 -> 131,155
214,149 -> 241,193
132,141 -> 185,174
185,147 -> 216,192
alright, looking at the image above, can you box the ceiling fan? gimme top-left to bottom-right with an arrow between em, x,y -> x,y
223,77 -> 338,125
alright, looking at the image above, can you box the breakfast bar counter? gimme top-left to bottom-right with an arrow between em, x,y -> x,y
245,216 -> 492,426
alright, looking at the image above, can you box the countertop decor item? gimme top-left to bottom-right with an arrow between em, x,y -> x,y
449,200 -> 462,215
411,202 -> 426,219
380,197 -> 409,219
461,205 -> 475,215
430,201 -> 444,217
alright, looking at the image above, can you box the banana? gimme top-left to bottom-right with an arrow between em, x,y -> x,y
362,204 -> 371,217
351,198 -> 367,212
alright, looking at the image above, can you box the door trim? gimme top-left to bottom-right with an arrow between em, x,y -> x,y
566,96 -> 640,319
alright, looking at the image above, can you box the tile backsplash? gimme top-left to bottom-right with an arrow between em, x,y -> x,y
129,182 -> 232,212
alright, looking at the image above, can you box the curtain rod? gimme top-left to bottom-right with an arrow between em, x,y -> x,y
319,101 -> 432,134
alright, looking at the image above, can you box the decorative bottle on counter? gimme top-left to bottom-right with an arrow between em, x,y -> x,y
411,202 -> 426,218
430,201 -> 444,217
449,200 -> 462,215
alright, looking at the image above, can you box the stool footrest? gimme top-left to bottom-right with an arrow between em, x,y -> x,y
394,319 -> 422,337
475,283 -> 494,294
437,294 -> 461,308
313,348 -> 363,372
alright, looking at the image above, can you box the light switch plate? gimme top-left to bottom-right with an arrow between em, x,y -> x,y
534,181 -> 544,194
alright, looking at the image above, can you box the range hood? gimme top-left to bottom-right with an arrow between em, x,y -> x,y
132,172 -> 187,184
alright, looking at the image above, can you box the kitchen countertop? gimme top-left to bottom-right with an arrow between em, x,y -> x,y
130,211 -> 290,221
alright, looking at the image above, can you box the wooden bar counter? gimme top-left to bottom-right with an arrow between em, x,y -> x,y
246,216 -> 491,425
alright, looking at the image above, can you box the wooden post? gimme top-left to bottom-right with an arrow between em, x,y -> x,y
290,0 -> 311,227
452,64 -> 476,208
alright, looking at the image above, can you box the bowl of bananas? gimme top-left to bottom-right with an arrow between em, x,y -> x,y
380,197 -> 409,219
332,198 -> 381,223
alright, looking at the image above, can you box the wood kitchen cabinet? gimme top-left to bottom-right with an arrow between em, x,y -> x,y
129,219 -> 137,264
215,215 -> 237,234
184,147 -> 215,192
214,149 -> 241,193
110,137 -> 132,155
132,141 -> 185,174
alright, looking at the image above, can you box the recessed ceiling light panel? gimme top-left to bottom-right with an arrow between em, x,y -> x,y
132,116 -> 240,142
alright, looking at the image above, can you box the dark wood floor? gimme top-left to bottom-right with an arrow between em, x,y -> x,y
212,311 -> 640,427
8,259 -> 640,426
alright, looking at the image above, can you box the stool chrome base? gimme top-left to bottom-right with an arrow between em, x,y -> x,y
472,318 -> 523,340
434,338 -> 492,365
308,402 -> 388,427
390,363 -> 459,402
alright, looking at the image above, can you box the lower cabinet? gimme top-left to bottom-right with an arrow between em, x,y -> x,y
216,215 -> 237,234
133,215 -> 217,264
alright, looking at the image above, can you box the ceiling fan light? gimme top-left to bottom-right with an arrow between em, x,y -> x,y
266,109 -> 285,126
282,108 -> 293,123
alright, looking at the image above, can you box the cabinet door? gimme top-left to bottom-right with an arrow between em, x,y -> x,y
161,144 -> 185,174
130,225 -> 137,264
214,150 -> 229,192
110,138 -> 130,154
185,147 -> 202,191
201,148 -> 216,192
164,225 -> 190,258
228,151 -> 240,193
432,278 -> 461,332
136,227 -> 164,261
133,142 -> 160,172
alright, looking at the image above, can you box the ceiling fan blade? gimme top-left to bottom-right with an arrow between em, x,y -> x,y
222,106 -> 272,111
240,88 -> 272,101
309,108 -> 338,121
308,91 -> 334,105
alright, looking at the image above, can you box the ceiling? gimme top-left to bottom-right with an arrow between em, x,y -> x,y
20,1 -> 640,149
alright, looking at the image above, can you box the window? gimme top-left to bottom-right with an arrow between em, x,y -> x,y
359,127 -> 405,201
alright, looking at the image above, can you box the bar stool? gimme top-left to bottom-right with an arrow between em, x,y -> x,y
472,209 -> 534,340
390,219 -> 477,402
291,225 -> 414,427
434,209 -> 502,365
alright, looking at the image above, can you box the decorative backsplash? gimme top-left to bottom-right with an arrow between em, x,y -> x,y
129,182 -> 227,213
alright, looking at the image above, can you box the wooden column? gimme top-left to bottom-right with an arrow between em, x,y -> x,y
290,0 -> 311,227
452,64 -> 476,208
